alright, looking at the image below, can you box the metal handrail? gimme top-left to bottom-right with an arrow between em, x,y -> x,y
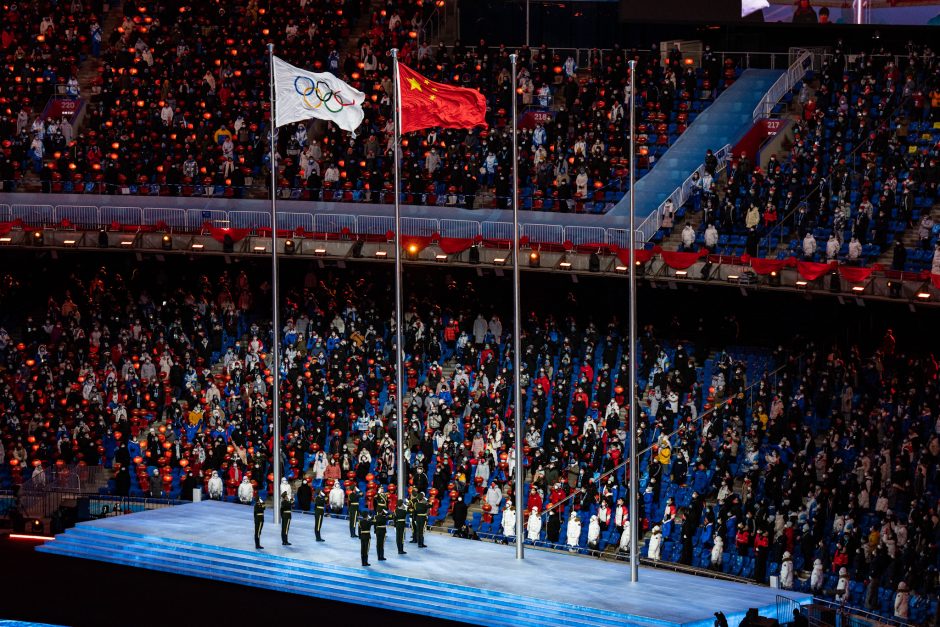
539,359 -> 788,521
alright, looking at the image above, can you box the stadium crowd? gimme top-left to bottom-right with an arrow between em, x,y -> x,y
0,0 -> 735,212
667,42 -> 940,265
0,254 -> 937,624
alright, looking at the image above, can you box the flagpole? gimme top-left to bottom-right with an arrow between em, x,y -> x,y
627,58 -> 638,584
267,42 -> 282,525
510,52 -> 524,560
391,48 -> 407,502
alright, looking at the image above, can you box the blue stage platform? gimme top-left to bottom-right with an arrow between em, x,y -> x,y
37,501 -> 808,627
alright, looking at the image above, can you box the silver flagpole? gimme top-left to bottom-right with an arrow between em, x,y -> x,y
627,58 -> 638,583
510,52 -> 524,560
268,43 -> 282,524
391,48 -> 407,501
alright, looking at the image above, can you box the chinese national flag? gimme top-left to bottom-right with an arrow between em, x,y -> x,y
398,63 -> 487,135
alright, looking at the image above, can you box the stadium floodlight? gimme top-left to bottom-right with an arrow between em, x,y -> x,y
528,251 -> 540,268
284,238 -> 296,254
375,250 -> 388,258
161,234 -> 172,250
313,247 -> 327,256
435,254 -> 447,262
32,230 -> 44,246
675,270 -> 688,277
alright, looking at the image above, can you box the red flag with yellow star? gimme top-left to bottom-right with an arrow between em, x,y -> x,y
397,63 -> 487,135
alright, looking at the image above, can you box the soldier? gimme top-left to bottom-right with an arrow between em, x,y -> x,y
394,499 -> 408,555
408,491 -> 418,543
414,491 -> 429,548
280,491 -> 292,546
374,505 -> 388,561
358,512 -> 373,567
253,494 -> 265,549
375,487 -> 388,513
313,487 -> 326,542
348,486 -> 361,538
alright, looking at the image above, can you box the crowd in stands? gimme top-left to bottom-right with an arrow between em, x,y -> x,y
665,42 -> 940,265
0,253 -> 937,624
0,0 -> 737,212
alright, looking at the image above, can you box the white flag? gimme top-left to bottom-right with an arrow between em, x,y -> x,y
272,55 -> 365,133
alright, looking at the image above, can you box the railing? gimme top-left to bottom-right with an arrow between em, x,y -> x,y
84,495 -> 184,519
0,203 -> 657,248
809,598 -> 913,627
753,50 -> 812,120
540,358 -> 788,522
634,143 -> 733,245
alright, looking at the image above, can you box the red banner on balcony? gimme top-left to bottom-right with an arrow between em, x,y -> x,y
796,260 -> 836,281
205,224 -> 250,244
659,249 -> 707,270
615,248 -> 656,267
747,257 -> 790,275
438,237 -> 476,255
838,266 -> 874,283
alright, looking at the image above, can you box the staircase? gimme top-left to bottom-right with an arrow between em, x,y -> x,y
39,501 -> 647,627
342,0 -> 382,59
874,204 -> 940,268
75,5 -> 124,112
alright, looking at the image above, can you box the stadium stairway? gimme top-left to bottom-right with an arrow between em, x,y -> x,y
609,69 -> 784,222
39,522 -> 644,627
76,4 -> 125,112
874,203 -> 940,268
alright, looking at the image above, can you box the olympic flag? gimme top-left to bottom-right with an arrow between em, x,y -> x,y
272,55 -> 365,133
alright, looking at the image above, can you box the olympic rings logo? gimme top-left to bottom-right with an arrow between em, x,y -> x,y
294,76 -> 357,113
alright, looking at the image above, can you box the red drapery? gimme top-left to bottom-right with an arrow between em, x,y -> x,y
838,266 -> 874,283
438,237 -> 476,254
615,248 -> 656,266
796,261 -> 835,281
401,235 -> 434,253
659,249 -> 706,270
204,223 -> 250,243
746,257 -> 792,275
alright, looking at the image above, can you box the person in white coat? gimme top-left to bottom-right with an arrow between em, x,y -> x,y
894,582 -> 910,619
681,224 -> 696,251
207,470 -> 224,500
501,503 -> 516,538
329,481 -> 345,512
237,476 -> 254,504
711,535 -> 724,569
279,477 -> 292,502
566,512 -> 582,549
803,232 -> 817,258
617,518 -> 632,553
835,567 -> 850,602
932,244 -> 940,274
810,558 -> 825,593
526,507 -> 542,541
704,224 -> 719,251
587,515 -> 601,550
847,237 -> 862,263
779,551 -> 794,589
826,234 -> 840,260
648,525 -> 663,561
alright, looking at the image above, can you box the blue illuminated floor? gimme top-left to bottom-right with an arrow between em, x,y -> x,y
36,501 -> 808,627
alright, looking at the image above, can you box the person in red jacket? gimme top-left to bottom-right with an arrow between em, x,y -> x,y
735,523 -> 751,555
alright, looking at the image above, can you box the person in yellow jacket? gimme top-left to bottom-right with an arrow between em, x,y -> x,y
656,437 -> 672,466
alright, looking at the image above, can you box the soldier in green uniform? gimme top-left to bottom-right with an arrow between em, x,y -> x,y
374,505 -> 388,561
408,492 -> 417,543
358,513 -> 373,566
280,491 -> 292,546
348,487 -> 361,538
375,488 -> 388,513
253,495 -> 265,549
313,487 -> 326,542
394,499 -> 408,554
413,491 -> 429,548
